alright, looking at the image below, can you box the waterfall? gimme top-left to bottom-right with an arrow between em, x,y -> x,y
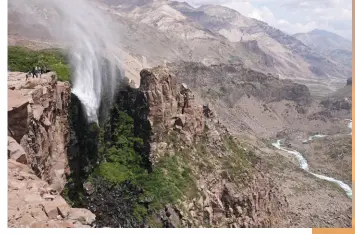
10,0 -> 123,123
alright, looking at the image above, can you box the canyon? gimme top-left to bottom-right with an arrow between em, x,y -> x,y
7,0 -> 352,229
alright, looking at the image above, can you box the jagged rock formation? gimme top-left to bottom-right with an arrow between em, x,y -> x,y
8,72 -> 95,228
136,67 -> 290,227
139,68 -> 204,162
8,72 -> 71,193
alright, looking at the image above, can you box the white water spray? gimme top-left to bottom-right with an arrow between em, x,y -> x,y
10,0 -> 123,123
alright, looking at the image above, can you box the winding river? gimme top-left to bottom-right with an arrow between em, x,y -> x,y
272,120 -> 352,199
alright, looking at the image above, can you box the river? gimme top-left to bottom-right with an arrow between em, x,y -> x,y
272,120 -> 352,199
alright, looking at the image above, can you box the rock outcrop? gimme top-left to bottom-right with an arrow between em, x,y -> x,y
8,159 -> 95,228
8,72 -> 71,193
139,67 -> 205,163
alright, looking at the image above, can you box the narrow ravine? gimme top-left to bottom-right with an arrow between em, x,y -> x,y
272,120 -> 353,199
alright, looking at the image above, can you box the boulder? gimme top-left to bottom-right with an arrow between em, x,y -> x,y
8,136 -> 27,164
68,208 -> 96,225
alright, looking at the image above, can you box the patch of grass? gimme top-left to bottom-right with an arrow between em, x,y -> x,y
139,154 -> 197,211
8,46 -> 71,81
221,136 -> 257,184
133,205 -> 149,223
147,216 -> 163,228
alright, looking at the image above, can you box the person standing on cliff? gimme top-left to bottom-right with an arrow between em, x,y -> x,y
31,66 -> 36,78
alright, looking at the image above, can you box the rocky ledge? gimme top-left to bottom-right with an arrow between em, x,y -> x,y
7,72 -> 95,228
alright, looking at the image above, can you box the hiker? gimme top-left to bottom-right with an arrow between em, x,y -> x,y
32,66 -> 36,78
36,66 -> 41,77
40,65 -> 45,75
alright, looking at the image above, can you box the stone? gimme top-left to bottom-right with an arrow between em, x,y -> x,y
30,220 -> 75,228
41,196 -> 71,219
68,208 -> 96,225
83,182 -> 95,195
8,159 -> 95,228
8,136 -> 27,164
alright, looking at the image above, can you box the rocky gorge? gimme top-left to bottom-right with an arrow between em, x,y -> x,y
8,67 -> 292,228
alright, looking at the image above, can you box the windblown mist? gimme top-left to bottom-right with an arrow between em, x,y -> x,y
10,0 -> 123,123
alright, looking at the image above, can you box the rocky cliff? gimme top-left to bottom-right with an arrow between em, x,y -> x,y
8,72 -> 71,193
8,72 -> 95,228
138,67 -> 289,227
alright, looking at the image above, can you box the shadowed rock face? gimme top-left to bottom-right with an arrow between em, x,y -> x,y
8,89 -> 29,142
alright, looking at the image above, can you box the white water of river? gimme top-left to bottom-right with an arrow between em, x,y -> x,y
272,121 -> 352,199
347,120 -> 352,135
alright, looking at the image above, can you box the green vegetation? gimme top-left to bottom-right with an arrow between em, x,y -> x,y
221,136 -> 258,185
66,85 -> 259,227
8,46 -> 71,82
87,106 -> 196,218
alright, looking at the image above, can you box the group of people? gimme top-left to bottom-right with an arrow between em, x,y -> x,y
25,65 -> 50,80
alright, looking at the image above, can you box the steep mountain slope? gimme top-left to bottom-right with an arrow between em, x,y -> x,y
294,29 -> 352,69
294,29 -> 352,54
168,2 -> 351,80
